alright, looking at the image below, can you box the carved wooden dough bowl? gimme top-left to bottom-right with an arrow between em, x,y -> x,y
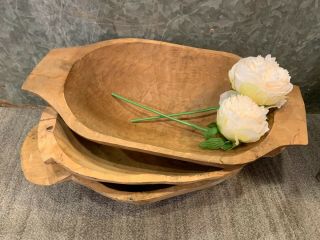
22,38 -> 308,166
21,126 -> 239,204
38,107 -> 241,184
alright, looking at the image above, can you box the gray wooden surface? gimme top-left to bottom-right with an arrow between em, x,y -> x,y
0,107 -> 319,240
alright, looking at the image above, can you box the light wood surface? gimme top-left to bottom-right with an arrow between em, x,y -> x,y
73,175 -> 232,205
20,125 -> 71,185
22,38 -> 308,166
38,107 -> 241,184
21,125 -> 239,204
264,147 -> 285,158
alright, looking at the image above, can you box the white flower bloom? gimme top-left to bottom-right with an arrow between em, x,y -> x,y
228,54 -> 293,108
217,94 -> 269,145
219,90 -> 238,105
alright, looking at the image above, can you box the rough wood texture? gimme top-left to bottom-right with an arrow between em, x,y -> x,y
20,125 -> 71,185
38,107 -> 241,184
21,125 -> 239,204
73,176 -> 232,205
22,38 -> 308,166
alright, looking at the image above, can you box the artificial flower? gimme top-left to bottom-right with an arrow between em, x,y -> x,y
229,55 -> 293,108
217,94 -> 269,145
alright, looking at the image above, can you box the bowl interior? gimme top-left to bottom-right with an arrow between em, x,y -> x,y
64,41 -> 242,152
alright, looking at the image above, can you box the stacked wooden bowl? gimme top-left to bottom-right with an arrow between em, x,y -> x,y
20,39 -> 308,204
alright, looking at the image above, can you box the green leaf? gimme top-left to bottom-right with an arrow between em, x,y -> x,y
207,122 -> 217,128
221,141 -> 236,151
204,127 -> 218,139
199,138 -> 225,150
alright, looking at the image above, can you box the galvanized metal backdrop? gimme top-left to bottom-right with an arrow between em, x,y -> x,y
1,0 -> 319,111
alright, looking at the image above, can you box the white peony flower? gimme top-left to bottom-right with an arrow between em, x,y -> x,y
219,90 -> 238,105
228,54 -> 293,108
217,94 -> 269,145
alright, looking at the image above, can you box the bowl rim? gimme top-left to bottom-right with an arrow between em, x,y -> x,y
37,107 -> 241,184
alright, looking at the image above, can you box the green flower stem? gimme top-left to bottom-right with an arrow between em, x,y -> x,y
131,106 -> 219,123
112,93 -> 208,133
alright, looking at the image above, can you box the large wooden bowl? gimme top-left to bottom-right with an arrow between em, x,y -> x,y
22,38 -> 308,166
38,107 -> 241,184
21,126 -> 239,204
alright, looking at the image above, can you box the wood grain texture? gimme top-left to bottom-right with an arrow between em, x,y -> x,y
72,176 -> 232,205
21,125 -> 239,204
22,38 -> 308,166
20,125 -> 71,185
38,107 -> 241,184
